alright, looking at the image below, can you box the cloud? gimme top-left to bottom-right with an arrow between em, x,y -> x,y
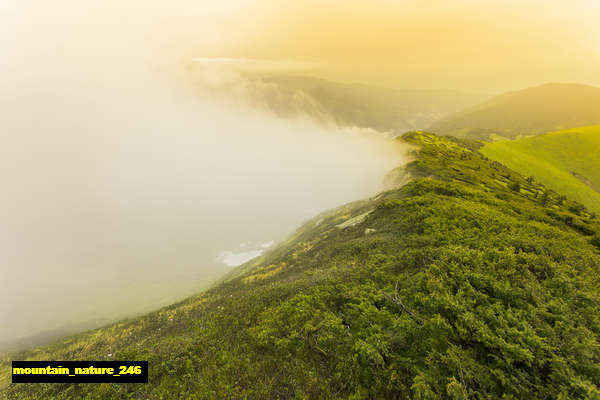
0,32 -> 411,349
191,57 -> 321,74
217,250 -> 264,267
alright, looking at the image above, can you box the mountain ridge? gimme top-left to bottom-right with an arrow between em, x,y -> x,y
2,132 -> 599,399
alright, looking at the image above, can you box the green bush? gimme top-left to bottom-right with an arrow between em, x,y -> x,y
3,132 -> 599,400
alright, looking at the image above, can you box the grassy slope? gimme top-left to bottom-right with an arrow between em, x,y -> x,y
429,83 -> 600,140
481,126 -> 600,214
2,132 -> 600,399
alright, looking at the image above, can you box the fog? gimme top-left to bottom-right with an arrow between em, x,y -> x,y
0,1 -> 409,350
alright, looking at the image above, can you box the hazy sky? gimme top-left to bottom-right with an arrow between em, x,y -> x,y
217,0 -> 600,92
2,0 -> 599,92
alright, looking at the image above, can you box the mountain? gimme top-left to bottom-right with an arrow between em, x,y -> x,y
429,83 -> 600,140
2,132 -> 600,399
245,75 -> 488,134
480,125 -> 600,214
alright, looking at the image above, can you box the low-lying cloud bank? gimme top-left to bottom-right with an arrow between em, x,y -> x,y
0,2 -> 411,351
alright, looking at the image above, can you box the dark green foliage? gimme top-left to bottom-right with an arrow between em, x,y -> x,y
508,181 -> 520,192
2,132 -> 599,399
591,234 -> 600,250
541,190 -> 550,206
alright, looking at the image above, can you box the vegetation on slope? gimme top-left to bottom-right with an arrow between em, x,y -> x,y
480,125 -> 600,214
429,83 -> 600,140
2,132 -> 600,399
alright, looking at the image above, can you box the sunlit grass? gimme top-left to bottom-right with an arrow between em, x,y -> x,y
481,125 -> 600,213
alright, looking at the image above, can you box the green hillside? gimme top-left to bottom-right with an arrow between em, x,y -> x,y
429,83 -> 600,140
481,125 -> 600,214
2,132 -> 600,399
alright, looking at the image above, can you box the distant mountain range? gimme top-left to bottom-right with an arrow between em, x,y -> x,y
247,75 -> 488,134
429,83 -> 600,140
247,78 -> 600,142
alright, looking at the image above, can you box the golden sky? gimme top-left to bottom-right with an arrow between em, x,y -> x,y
2,0 -> 599,92
219,0 -> 600,92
